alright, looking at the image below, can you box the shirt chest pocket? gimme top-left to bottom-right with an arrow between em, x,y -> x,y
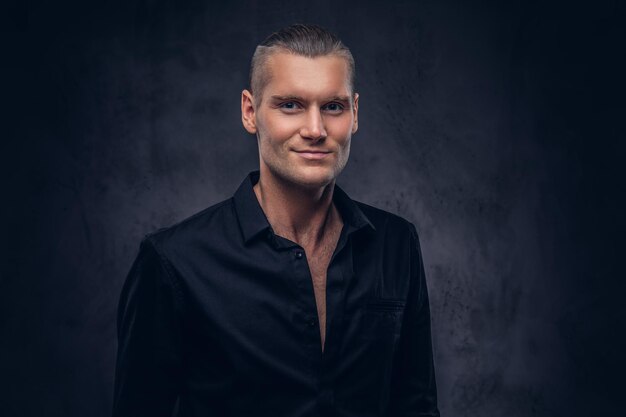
358,298 -> 405,342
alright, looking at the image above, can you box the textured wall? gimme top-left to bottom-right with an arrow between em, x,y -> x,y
3,1 -> 624,416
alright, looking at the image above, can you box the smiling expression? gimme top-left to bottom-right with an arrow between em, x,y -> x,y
241,52 -> 359,189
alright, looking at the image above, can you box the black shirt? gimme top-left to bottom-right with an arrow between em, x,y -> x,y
112,170 -> 439,417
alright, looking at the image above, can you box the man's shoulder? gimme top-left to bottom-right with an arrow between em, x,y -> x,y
351,198 -> 419,240
140,196 -> 235,254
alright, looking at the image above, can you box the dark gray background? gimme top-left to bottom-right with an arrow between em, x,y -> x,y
2,0 -> 624,416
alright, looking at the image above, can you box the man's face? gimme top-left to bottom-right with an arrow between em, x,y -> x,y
241,52 -> 359,190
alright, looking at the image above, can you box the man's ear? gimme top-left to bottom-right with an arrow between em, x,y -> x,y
241,89 -> 257,134
351,92 -> 359,134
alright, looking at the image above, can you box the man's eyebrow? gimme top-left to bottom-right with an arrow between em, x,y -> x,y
271,95 -> 305,101
270,95 -> 352,102
326,95 -> 351,103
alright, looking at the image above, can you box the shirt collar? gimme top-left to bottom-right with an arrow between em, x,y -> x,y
233,170 -> 376,245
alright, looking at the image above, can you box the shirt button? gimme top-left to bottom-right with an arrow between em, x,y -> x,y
295,250 -> 304,259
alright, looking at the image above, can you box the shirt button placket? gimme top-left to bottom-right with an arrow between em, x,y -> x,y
294,250 -> 318,346
295,250 -> 310,327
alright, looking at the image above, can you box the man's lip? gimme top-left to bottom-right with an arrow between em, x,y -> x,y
294,150 -> 332,160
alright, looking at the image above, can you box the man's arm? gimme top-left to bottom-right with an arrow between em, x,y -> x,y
388,223 -> 440,417
112,237 -> 183,417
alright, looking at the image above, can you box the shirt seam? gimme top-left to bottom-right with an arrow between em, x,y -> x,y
143,237 -> 186,313
408,222 -> 425,312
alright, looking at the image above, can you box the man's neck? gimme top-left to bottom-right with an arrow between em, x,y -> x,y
252,168 -> 341,250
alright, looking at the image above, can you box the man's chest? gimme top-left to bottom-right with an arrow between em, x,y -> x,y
177,230 -> 411,368
171,234 -> 413,414
306,223 -> 342,293
304,232 -> 341,348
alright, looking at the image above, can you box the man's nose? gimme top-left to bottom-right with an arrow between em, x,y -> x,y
300,107 -> 327,141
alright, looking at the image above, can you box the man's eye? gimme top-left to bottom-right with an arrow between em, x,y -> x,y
280,102 -> 300,110
323,103 -> 344,112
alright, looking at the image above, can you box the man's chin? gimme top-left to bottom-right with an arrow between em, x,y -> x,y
288,167 -> 337,190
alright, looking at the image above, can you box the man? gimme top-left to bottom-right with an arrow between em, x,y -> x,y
113,23 -> 439,417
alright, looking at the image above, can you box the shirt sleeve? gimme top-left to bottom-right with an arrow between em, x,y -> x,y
112,237 -> 184,417
388,222 -> 440,417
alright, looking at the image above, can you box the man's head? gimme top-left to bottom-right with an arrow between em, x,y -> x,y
241,24 -> 359,190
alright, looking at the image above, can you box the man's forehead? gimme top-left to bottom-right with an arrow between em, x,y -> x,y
263,52 -> 351,98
